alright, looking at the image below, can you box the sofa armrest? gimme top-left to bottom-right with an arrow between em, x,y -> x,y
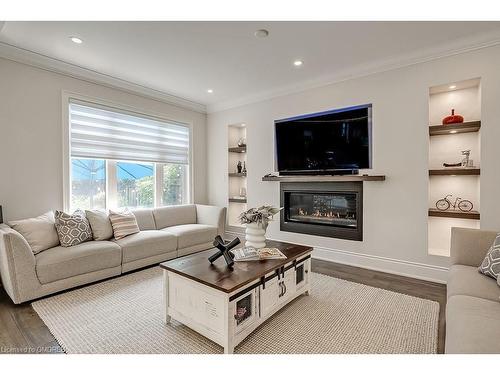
196,205 -> 227,236
0,224 -> 39,304
450,227 -> 498,267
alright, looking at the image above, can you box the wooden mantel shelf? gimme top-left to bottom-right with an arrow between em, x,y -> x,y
261,174 -> 386,182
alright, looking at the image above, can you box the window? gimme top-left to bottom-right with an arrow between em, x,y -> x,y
68,100 -> 190,211
71,158 -> 106,210
116,161 -> 154,208
162,163 -> 188,206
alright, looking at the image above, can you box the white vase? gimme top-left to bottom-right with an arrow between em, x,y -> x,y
245,222 -> 266,249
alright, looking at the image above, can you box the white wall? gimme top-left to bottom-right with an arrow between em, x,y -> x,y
206,45 -> 500,282
0,57 -> 207,221
429,86 -> 481,126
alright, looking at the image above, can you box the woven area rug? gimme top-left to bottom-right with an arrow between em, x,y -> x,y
32,267 -> 439,354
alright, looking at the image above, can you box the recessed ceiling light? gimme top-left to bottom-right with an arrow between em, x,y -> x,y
450,130 -> 458,134
70,37 -> 83,44
293,60 -> 303,67
254,29 -> 269,38
207,89 -> 214,94
449,85 -> 457,90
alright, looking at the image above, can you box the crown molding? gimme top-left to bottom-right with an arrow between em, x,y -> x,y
0,42 -> 207,114
207,30 -> 500,113
2,27 -> 500,116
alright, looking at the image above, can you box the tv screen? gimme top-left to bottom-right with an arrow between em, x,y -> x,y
275,104 -> 372,175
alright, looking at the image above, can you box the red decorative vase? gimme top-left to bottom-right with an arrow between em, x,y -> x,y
442,109 -> 464,125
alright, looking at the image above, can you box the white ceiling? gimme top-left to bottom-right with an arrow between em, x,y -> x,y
1,21 -> 500,112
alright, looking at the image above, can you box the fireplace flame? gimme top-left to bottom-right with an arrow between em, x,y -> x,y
297,207 -> 355,220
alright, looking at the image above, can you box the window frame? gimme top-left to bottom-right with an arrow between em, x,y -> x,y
62,92 -> 193,211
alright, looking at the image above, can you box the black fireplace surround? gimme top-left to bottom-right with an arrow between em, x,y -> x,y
280,182 -> 363,241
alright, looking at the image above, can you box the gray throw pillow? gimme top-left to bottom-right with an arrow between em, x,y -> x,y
85,209 -> 113,240
9,211 -> 60,254
55,210 -> 93,247
478,233 -> 500,280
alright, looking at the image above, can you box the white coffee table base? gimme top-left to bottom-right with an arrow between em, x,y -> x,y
163,253 -> 311,354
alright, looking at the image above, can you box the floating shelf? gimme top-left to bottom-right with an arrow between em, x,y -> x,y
429,168 -> 480,176
428,208 -> 480,220
228,173 -> 247,177
429,121 -> 481,136
229,198 -> 247,203
228,146 -> 247,153
262,174 -> 386,182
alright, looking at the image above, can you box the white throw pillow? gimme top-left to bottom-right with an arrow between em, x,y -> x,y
85,209 -> 113,241
9,211 -> 60,254
109,210 -> 140,240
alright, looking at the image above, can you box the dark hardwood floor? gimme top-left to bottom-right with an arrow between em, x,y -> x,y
0,291 -> 63,354
0,259 -> 446,354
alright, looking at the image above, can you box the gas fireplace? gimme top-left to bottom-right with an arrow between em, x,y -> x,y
280,182 -> 363,241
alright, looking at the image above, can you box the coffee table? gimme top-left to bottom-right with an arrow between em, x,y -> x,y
160,240 -> 312,354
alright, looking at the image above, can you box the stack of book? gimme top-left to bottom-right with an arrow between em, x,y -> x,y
231,246 -> 287,261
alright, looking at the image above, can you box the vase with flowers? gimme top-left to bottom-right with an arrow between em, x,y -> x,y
238,205 -> 282,249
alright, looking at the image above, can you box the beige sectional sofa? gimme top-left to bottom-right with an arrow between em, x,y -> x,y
0,204 -> 226,304
446,227 -> 500,353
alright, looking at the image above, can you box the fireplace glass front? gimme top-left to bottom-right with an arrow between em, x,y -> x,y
286,192 -> 357,229
280,182 -> 363,241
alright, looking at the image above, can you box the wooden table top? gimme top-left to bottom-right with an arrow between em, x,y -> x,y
160,240 -> 313,293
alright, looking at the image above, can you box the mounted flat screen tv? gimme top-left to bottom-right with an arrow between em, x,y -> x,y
275,104 -> 372,175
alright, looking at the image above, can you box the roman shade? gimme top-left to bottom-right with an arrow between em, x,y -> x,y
69,101 -> 190,164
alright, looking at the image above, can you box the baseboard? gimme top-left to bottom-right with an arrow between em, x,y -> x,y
226,232 -> 449,284
312,246 -> 448,284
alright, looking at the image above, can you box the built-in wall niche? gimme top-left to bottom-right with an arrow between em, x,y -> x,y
227,123 -> 247,229
428,78 -> 481,257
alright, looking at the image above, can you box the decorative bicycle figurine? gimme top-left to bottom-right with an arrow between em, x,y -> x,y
435,194 -> 473,212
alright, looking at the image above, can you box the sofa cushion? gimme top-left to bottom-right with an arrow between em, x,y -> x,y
446,295 -> 500,353
178,242 -> 215,257
131,209 -> 156,231
115,230 -> 177,263
35,241 -> 121,284
163,224 -> 217,249
9,211 -> 60,254
85,209 -> 113,240
448,264 -> 500,302
153,205 -> 196,229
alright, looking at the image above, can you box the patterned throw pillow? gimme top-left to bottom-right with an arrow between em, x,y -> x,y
478,233 -> 500,279
109,210 -> 140,240
54,210 -> 93,247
